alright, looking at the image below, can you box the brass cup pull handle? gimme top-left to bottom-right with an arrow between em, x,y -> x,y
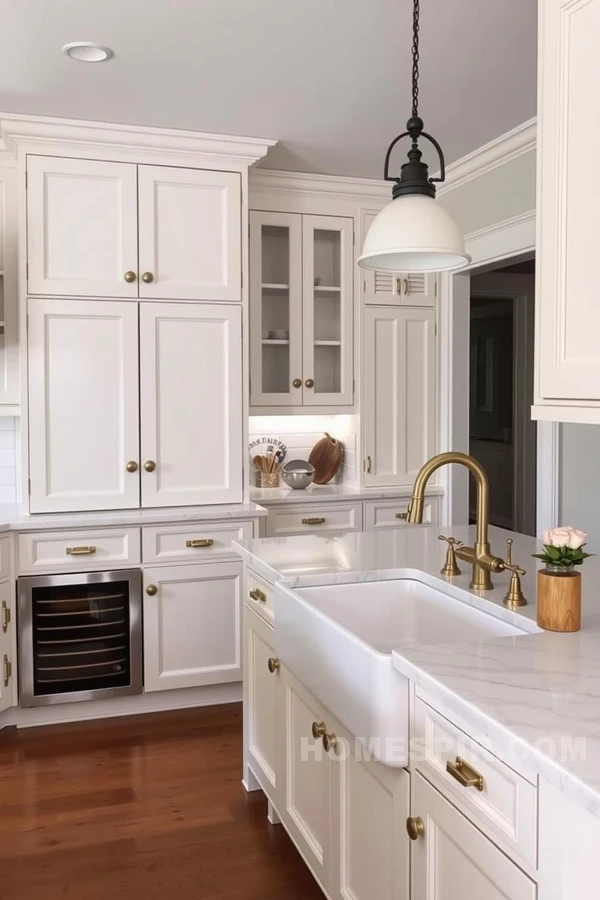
186,539 -> 214,548
395,512 -> 408,520
123,270 -> 137,283
312,721 -> 326,739
322,732 -> 337,753
292,378 -> 302,389
3,654 -> 11,687
267,657 -> 280,673
66,546 -> 96,556
1,600 -> 10,634
146,584 -> 158,596
249,588 -> 266,603
446,757 -> 485,792
126,460 -> 138,473
143,460 -> 156,473
141,272 -> 154,284
302,517 -> 326,526
406,816 -> 425,841
305,378 -> 315,388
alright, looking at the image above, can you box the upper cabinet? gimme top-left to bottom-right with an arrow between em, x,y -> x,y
534,0 -> 600,422
249,210 -> 353,409
362,212 -> 436,308
0,164 -> 19,410
26,156 -> 242,302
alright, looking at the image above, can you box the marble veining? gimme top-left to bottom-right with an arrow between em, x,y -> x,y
235,524 -> 600,820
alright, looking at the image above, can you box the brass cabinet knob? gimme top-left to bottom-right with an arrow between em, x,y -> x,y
312,721 -> 326,739
125,461 -> 138,473
143,460 -> 156,473
323,732 -> 337,753
141,272 -> 154,284
146,584 -> 158,596
292,378 -> 302,389
305,378 -> 315,388
267,657 -> 280,673
124,271 -> 137,283
406,816 -> 425,841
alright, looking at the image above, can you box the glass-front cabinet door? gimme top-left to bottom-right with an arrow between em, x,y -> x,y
302,215 -> 353,406
249,211 -> 303,407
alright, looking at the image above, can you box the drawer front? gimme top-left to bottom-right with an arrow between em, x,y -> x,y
0,535 -> 11,581
364,497 -> 439,530
246,569 -> 274,623
18,528 -> 141,575
264,502 -> 362,538
413,696 -> 538,867
142,520 -> 253,566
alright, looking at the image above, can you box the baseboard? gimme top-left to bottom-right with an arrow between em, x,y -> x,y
0,682 -> 242,730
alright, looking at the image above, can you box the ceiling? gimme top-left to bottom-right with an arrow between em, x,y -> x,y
0,0 -> 537,178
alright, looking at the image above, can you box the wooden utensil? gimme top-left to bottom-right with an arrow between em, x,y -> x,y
309,433 -> 343,484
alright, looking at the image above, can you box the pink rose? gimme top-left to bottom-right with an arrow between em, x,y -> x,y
567,528 -> 587,550
544,526 -> 572,547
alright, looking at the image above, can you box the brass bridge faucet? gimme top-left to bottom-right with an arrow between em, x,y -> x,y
406,452 -> 506,591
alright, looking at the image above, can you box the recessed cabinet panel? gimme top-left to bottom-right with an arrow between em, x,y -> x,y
364,307 -> 436,487
0,580 -> 14,714
26,156 -> 139,298
246,607 -> 280,802
143,562 -> 242,692
139,303 -> 243,507
138,166 -> 241,301
28,299 -> 140,512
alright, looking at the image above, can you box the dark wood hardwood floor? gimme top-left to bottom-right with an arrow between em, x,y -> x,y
0,704 -> 324,900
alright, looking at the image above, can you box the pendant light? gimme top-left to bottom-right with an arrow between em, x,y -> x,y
358,0 -> 470,273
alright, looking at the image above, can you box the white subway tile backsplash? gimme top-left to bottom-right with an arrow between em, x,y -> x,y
0,429 -> 15,449
0,418 -> 18,496
0,485 -> 16,504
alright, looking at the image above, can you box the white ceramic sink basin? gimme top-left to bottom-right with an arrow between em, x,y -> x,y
275,576 -> 526,767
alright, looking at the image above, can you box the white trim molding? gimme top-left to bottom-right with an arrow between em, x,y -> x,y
464,211 -> 536,269
249,167 -> 390,203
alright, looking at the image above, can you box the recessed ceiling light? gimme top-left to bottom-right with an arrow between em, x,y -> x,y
62,42 -> 113,63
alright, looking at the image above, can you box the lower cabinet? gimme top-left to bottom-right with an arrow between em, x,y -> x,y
411,772 -> 536,900
0,580 -> 15,715
245,606 -> 281,805
143,561 -> 242,692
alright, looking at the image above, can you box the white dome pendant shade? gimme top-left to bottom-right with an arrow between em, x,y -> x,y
358,193 -> 470,273
358,0 -> 470,274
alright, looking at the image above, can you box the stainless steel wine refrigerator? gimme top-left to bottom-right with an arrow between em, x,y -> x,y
18,570 -> 142,707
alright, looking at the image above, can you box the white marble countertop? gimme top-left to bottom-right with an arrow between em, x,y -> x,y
249,482 -> 443,505
0,501 -> 267,532
235,525 -> 600,819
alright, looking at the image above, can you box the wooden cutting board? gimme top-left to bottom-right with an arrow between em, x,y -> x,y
309,433 -> 344,484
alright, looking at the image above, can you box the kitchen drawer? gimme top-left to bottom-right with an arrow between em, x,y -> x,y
18,527 -> 141,575
246,569 -> 274,624
364,496 -> 439,531
264,502 -> 362,538
413,696 -> 538,868
0,535 -> 11,581
142,520 -> 253,566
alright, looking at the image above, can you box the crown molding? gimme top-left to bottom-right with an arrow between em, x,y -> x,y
437,118 -> 537,196
250,167 -> 390,202
0,112 -> 276,168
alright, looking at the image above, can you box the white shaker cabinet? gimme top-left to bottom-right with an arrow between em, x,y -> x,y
27,299 -> 141,513
143,561 -> 242,692
0,165 -> 19,409
26,156 -> 139,298
411,773 -> 536,900
139,303 -> 243,507
137,165 -> 241,302
245,606 -> 282,807
363,306 -> 436,487
533,0 -> 600,421
0,580 -> 14,715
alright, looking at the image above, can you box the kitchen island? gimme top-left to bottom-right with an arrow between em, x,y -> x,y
235,525 -> 600,900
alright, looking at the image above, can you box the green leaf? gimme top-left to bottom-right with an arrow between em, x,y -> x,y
545,545 -> 561,561
531,553 -> 548,561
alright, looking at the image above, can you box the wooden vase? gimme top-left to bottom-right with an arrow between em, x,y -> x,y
537,568 -> 581,632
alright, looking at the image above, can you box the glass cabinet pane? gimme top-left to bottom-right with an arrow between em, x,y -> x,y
313,229 -> 342,394
261,226 -> 291,394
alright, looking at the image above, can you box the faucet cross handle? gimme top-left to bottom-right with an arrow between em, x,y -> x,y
505,538 -> 514,567
438,535 -> 463,578
503,562 -> 527,608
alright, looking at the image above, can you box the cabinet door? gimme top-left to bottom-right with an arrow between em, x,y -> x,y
0,166 -> 19,407
143,562 -> 242,692
412,773 -> 536,900
364,307 -> 436,487
26,156 -> 138,298
280,665 -> 333,893
302,215 -> 354,406
28,299 -> 140,513
245,606 -> 282,805
536,0 -> 600,404
139,302 -> 243,507
249,211 -> 303,407
330,718 -> 409,900
138,165 -> 241,302
0,581 -> 15,715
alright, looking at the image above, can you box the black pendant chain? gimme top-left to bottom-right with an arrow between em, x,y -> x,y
412,0 -> 420,118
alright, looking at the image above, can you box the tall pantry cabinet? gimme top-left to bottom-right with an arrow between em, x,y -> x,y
18,128 -> 272,514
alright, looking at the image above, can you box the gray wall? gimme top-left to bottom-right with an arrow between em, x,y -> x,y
560,425 -> 600,552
